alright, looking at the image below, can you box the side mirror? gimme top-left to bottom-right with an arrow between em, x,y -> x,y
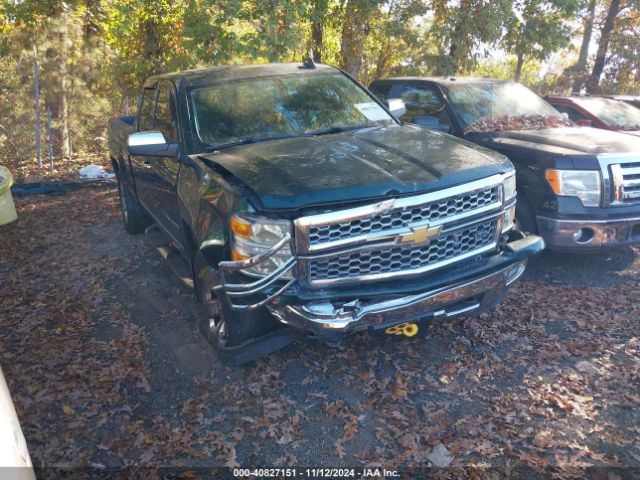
576,119 -> 592,127
128,131 -> 178,157
387,98 -> 407,119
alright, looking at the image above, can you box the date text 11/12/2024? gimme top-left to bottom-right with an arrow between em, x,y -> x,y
233,468 -> 400,478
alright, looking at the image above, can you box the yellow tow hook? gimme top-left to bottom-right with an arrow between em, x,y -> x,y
384,322 -> 419,337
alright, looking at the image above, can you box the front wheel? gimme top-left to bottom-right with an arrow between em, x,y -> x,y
192,253 -> 280,353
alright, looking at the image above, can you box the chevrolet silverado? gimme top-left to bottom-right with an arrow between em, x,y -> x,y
108,63 -> 543,364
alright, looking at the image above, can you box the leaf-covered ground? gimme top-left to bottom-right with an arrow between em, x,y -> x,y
1,187 -> 639,478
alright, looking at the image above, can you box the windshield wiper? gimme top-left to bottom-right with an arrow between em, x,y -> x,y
205,124 -> 378,151
206,134 -> 301,151
305,124 -> 375,137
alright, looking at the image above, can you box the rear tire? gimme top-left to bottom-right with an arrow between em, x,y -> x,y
117,178 -> 150,234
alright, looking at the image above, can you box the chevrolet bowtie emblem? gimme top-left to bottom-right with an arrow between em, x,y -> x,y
399,224 -> 442,245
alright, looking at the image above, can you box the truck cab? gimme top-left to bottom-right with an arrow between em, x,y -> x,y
109,64 -> 543,364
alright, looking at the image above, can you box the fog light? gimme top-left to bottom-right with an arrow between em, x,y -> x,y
573,227 -> 594,244
506,262 -> 527,285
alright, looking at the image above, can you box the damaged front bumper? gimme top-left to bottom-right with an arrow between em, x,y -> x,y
219,232 -> 544,335
266,260 -> 526,335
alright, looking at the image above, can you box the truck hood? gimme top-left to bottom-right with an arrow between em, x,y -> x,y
473,127 -> 640,156
199,124 -> 511,210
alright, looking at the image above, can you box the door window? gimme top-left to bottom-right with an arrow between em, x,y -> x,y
370,84 -> 393,101
397,84 -> 451,131
154,83 -> 178,142
552,104 -> 588,122
138,87 -> 157,131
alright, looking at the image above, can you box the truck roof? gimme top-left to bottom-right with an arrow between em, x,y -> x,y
145,62 -> 339,88
372,76 -> 511,87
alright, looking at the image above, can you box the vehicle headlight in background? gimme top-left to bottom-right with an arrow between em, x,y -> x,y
230,214 -> 293,278
545,169 -> 601,207
503,172 -> 516,201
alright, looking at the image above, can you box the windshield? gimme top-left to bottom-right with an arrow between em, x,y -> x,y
190,73 -> 394,148
447,82 -> 571,133
573,98 -> 640,130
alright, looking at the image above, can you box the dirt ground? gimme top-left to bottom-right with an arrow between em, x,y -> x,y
1,185 -> 639,479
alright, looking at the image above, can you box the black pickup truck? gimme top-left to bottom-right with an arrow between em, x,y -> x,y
108,63 -> 543,364
370,78 -> 640,251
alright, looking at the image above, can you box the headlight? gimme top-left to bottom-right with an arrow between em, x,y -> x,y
230,214 -> 293,278
503,172 -> 516,201
545,169 -> 601,207
502,203 -> 516,233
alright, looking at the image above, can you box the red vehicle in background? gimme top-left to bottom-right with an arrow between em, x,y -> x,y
604,95 -> 640,109
546,95 -> 640,137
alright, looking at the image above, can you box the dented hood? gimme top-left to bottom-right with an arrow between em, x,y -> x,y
199,124 -> 511,210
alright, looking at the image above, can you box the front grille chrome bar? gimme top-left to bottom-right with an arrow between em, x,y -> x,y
304,216 -> 500,286
599,154 -> 640,206
294,174 -> 505,254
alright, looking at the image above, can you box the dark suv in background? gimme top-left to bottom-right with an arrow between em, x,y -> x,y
370,77 -> 640,251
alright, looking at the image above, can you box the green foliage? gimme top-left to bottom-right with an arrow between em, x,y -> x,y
102,0 -> 193,92
501,0 -> 583,79
598,0 -> 640,94
0,0 -> 637,169
471,56 -> 544,86
429,0 -> 513,75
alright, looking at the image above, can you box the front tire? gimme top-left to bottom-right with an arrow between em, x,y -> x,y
117,179 -> 150,234
192,252 -> 280,352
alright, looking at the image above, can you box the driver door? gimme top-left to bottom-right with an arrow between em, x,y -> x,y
135,82 -> 183,244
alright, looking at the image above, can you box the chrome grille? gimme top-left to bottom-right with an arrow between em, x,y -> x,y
308,186 -> 499,247
307,220 -> 497,282
294,174 -> 506,286
610,162 -> 640,204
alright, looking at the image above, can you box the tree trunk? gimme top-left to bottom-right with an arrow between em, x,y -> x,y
310,0 -> 326,63
514,53 -> 525,82
444,0 -> 469,76
339,0 -> 373,79
59,7 -> 72,160
374,41 -> 392,80
586,0 -> 621,93
572,0 -> 596,93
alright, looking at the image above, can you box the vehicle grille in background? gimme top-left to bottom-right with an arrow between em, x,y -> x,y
307,219 -> 497,282
308,186 -> 499,246
610,162 -> 640,204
